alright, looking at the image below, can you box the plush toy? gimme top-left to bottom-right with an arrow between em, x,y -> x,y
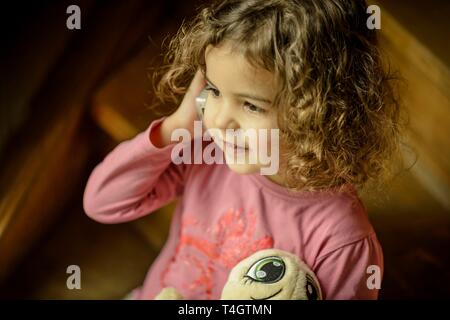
155,248 -> 322,300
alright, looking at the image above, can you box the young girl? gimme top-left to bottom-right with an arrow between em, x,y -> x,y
83,0 -> 403,299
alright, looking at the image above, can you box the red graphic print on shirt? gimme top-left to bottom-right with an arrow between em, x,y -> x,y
160,207 -> 274,299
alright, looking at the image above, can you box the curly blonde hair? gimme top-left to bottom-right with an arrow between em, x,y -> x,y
151,0 -> 409,193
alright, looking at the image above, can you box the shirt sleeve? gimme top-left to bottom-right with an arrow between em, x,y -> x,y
312,234 -> 384,300
83,116 -> 187,224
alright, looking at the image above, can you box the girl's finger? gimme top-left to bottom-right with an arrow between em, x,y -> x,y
187,69 -> 206,98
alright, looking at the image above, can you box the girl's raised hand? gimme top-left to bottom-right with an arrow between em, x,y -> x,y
151,69 -> 206,148
167,69 -> 206,136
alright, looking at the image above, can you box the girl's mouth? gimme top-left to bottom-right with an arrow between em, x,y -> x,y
215,136 -> 249,152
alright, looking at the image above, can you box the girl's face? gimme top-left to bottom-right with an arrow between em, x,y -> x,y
203,42 -> 285,181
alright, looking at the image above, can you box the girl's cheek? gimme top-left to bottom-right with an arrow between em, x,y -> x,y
202,107 -> 212,130
203,103 -> 219,131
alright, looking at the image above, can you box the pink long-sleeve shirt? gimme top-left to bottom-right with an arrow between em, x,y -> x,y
83,116 -> 384,300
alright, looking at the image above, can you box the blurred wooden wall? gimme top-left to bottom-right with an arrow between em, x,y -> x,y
0,0 -> 179,284
371,0 -> 450,209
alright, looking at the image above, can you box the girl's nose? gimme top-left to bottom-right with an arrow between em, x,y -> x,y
213,100 -> 240,130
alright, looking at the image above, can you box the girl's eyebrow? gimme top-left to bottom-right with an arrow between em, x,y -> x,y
205,74 -> 272,104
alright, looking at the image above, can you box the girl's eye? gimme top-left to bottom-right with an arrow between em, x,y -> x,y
205,85 -> 266,114
205,85 -> 220,98
244,102 -> 266,114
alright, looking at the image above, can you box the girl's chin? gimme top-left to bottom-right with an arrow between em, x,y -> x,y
224,160 -> 261,175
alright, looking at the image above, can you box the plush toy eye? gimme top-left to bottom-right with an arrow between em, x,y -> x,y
305,274 -> 320,300
246,256 -> 285,283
